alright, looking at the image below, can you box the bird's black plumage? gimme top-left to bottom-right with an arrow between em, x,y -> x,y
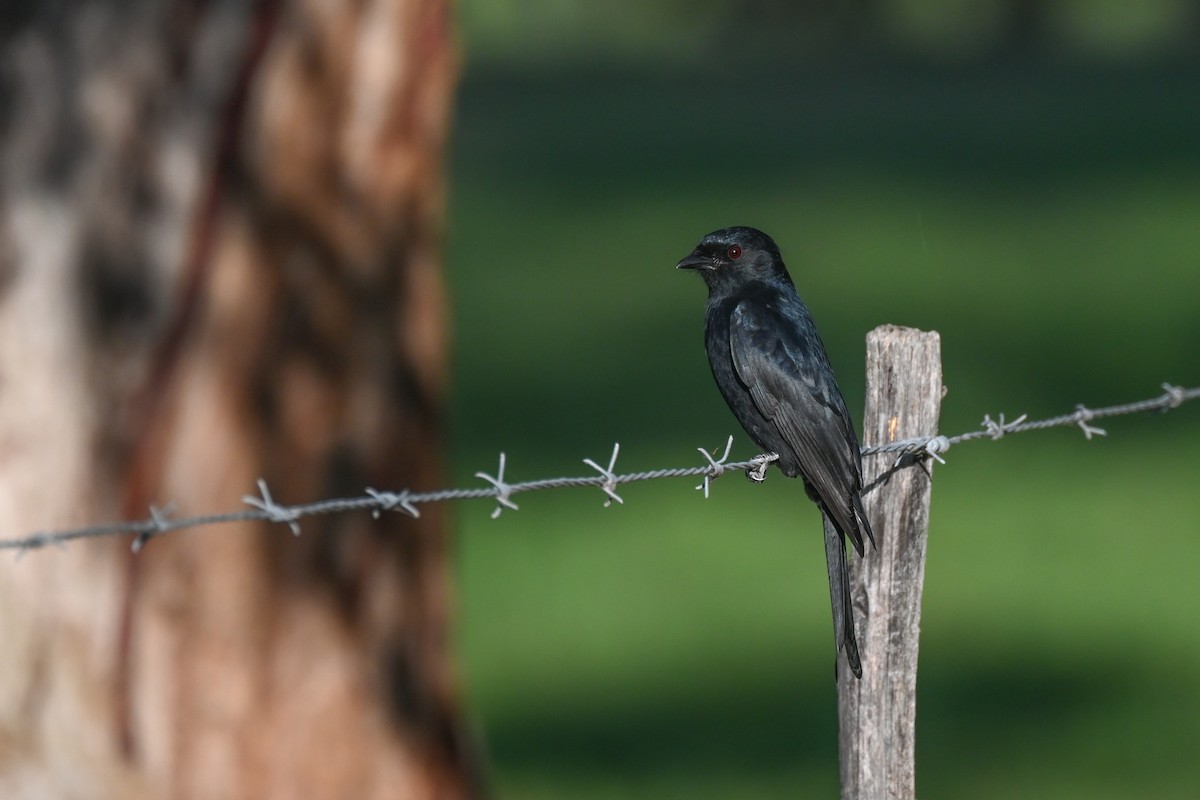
677,226 -> 873,679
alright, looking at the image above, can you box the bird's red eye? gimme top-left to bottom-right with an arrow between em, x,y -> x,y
727,245 -> 742,260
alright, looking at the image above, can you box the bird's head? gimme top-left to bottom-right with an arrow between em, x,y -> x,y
675,226 -> 792,293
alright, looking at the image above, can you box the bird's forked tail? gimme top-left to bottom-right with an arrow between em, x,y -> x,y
823,515 -> 862,679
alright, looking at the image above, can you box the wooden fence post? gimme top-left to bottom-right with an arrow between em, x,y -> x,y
838,325 -> 943,800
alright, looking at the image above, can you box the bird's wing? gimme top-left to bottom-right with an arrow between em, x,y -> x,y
729,299 -> 868,555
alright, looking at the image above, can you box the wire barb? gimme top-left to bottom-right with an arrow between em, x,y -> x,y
365,488 -> 421,519
695,436 -> 735,498
981,412 -> 1028,440
1072,405 -> 1107,440
583,443 -> 624,507
476,452 -> 519,519
14,532 -> 64,561
922,436 -> 951,465
242,479 -> 302,536
1162,383 -> 1185,409
132,503 -> 177,553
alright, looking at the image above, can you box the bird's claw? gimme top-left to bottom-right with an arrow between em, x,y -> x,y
745,452 -> 778,483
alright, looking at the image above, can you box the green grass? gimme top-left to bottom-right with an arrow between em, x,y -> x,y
445,59 -> 1200,798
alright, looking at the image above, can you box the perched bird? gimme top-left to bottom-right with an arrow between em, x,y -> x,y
677,226 -> 873,679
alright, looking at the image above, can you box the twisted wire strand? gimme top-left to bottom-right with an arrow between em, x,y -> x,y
2,383 -> 1195,554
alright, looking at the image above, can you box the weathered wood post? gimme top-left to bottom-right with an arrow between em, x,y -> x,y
838,325 -> 943,800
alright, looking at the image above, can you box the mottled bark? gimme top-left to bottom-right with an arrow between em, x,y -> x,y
0,1 -> 475,798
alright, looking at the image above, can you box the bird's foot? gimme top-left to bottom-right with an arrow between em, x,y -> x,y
745,453 -> 778,483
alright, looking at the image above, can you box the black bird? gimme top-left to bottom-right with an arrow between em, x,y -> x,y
677,226 -> 873,679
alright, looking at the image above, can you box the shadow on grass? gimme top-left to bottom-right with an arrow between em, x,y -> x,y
481,661 -> 840,786
477,648 -> 1161,796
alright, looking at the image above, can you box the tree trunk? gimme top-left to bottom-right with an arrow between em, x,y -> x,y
0,1 -> 476,798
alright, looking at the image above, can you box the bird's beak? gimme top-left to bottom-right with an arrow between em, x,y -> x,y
676,251 -> 715,271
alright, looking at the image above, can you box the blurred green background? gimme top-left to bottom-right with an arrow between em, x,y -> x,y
444,2 -> 1200,797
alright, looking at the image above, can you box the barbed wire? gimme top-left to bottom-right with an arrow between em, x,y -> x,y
2,382 -> 1195,556
861,381 -> 1197,461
